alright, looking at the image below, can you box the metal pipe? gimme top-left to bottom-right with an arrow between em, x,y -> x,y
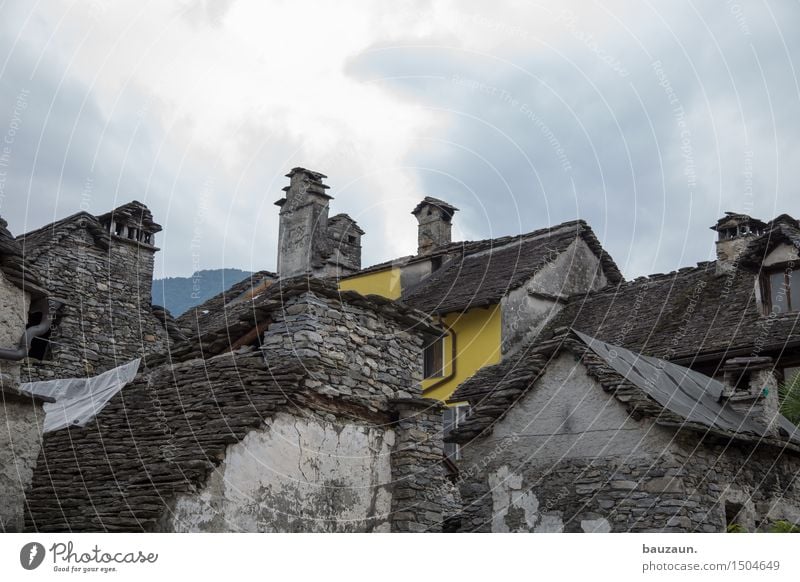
0,297 -> 52,361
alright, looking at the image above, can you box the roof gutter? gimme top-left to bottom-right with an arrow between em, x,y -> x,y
0,297 -> 53,361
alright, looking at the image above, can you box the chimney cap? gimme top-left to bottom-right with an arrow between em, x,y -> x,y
285,167 -> 330,186
710,212 -> 767,232
329,213 -> 365,235
412,196 -> 459,219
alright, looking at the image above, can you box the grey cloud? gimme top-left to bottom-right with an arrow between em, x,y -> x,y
346,2 -> 800,277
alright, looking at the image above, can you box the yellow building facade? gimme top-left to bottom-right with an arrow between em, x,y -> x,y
339,269 -> 502,403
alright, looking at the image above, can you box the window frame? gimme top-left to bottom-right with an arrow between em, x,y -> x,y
762,265 -> 798,315
423,336 -> 445,379
443,405 -> 468,461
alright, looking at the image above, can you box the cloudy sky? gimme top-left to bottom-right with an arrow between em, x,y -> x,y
1,0 -> 798,280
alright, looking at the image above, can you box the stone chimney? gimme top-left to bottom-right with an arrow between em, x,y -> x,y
720,356 -> 780,435
412,197 -> 459,255
96,200 -> 162,307
327,214 -> 364,276
275,168 -> 333,279
710,213 -> 767,273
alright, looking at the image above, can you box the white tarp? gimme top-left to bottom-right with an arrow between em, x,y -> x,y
20,358 -> 141,433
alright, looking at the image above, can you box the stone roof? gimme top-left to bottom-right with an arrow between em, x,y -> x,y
540,258 -> 800,364
174,271 -> 278,344
95,200 -> 162,234
158,276 -> 442,367
0,216 -> 47,300
447,330 -> 800,452
739,214 -> 800,269
18,211 -> 111,263
401,220 -> 623,314
150,305 -> 188,344
25,350 -> 305,532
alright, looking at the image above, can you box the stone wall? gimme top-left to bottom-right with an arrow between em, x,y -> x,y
21,219 -> 167,381
260,289 -> 427,409
456,354 -> 800,532
390,399 -> 450,532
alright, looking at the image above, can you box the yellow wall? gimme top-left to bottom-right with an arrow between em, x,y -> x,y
423,305 -> 502,402
338,268 -> 402,299
339,267 -> 503,403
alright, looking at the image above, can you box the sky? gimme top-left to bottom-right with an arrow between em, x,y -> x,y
0,0 -> 798,280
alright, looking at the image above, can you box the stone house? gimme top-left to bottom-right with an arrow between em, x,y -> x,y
447,330 -> 800,532
18,201 -> 170,381
25,278 -> 450,532
446,212 -> 800,532
0,216 -> 51,531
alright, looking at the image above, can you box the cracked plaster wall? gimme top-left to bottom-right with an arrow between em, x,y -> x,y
167,412 -> 395,532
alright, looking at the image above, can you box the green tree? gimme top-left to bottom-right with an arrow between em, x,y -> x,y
770,520 -> 800,533
779,373 -> 800,426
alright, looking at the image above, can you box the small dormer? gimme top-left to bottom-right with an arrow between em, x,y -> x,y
710,212 -> 767,273
750,215 -> 800,316
97,201 -> 162,246
412,197 -> 459,255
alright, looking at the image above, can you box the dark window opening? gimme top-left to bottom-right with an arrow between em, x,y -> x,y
115,222 -> 125,236
347,235 -> 357,244
26,312 -> 53,360
424,337 -> 444,379
725,502 -> 745,532
430,256 -> 443,273
28,334 -> 53,360
764,267 -> 798,314
443,405 -> 467,461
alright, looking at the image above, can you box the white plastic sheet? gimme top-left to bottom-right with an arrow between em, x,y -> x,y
20,358 -> 141,433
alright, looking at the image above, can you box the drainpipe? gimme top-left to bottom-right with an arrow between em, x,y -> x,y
0,297 -> 53,361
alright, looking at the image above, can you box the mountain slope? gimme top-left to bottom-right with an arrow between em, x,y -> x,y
152,268 -> 254,316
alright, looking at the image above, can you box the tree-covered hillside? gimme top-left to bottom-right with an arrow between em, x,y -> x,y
152,269 -> 253,316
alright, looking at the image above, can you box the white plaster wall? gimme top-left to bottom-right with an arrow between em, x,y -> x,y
764,243 -> 800,267
0,398 -> 43,532
501,239 -> 607,354
0,270 -> 41,532
474,356 -> 676,533
168,412 -> 395,532
0,269 -> 29,365
488,465 -> 563,532
528,238 -> 608,297
489,354 -> 673,460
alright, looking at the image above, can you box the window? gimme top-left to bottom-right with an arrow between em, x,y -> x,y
764,267 -> 799,314
443,405 -> 468,461
424,337 -> 444,378
725,502 -> 745,532
347,235 -> 357,244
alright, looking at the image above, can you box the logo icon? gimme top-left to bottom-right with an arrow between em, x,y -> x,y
20,542 -> 45,570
